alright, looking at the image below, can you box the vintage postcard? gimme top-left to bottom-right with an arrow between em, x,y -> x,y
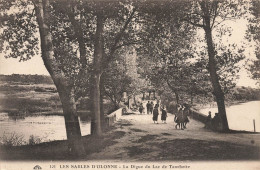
0,0 -> 259,170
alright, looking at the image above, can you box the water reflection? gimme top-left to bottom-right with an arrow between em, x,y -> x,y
200,101 -> 260,132
0,112 -> 91,144
7,112 -> 26,120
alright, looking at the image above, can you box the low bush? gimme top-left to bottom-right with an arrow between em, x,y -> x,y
0,132 -> 26,146
0,133 -> 44,146
28,135 -> 42,145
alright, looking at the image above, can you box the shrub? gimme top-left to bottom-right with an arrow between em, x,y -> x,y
28,135 -> 42,145
0,133 -> 44,146
0,132 -> 26,146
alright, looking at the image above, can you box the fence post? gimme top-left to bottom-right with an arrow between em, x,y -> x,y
253,119 -> 256,133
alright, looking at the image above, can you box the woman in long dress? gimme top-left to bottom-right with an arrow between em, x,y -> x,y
183,106 -> 189,128
150,102 -> 154,114
161,106 -> 167,123
175,104 -> 185,130
152,105 -> 159,124
175,104 -> 182,128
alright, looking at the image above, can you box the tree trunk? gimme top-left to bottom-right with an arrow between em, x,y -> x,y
190,91 -> 193,105
33,0 -> 85,156
128,97 -> 130,109
92,74 -> 102,135
202,3 -> 229,131
174,91 -> 179,104
166,79 -> 179,104
58,87 -> 85,156
133,95 -> 137,105
100,77 -> 105,131
90,75 -> 95,135
66,0 -> 87,68
92,12 -> 105,136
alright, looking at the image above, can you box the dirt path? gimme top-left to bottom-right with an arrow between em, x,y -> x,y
88,113 -> 260,161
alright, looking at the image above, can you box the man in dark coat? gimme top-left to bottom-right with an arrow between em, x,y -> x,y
146,101 -> 151,114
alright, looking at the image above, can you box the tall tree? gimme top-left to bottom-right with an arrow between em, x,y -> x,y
181,0 -> 247,131
89,2 -> 137,135
44,0 -> 138,136
102,51 -> 132,110
0,0 -> 85,155
135,0 -> 197,104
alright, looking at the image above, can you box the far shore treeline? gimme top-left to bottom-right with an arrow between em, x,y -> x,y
0,74 -> 53,84
1,73 -> 260,106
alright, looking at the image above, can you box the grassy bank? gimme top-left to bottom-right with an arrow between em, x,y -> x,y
1,117 -> 259,161
0,126 -> 125,160
0,81 -> 115,118
0,82 -> 61,115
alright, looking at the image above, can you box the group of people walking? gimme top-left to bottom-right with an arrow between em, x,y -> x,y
146,101 -> 154,114
205,111 -> 222,130
174,104 -> 189,130
151,103 -> 167,124
138,101 -> 167,124
138,101 -> 190,129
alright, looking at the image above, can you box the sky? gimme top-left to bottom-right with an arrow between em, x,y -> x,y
0,54 -> 49,75
223,19 -> 259,88
0,51 -> 258,88
0,17 -> 259,88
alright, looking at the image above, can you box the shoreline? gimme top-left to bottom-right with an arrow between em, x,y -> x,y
0,114 -> 259,161
192,99 -> 258,111
0,109 -> 92,117
192,100 -> 260,133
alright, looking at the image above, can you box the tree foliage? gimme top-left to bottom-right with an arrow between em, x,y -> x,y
247,0 -> 260,83
102,49 -> 133,109
0,0 -> 39,61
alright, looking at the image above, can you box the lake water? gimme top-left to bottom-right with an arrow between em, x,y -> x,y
0,113 -> 91,144
0,101 -> 259,145
200,101 -> 260,132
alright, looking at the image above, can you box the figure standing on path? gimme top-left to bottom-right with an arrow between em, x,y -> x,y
146,101 -> 151,114
174,104 -> 181,127
157,99 -> 160,108
150,101 -> 154,115
183,105 -> 189,129
152,104 -> 159,124
212,113 -> 221,130
207,111 -> 212,121
205,111 -> 212,128
161,105 -> 167,123
175,104 -> 185,130
139,104 -> 144,114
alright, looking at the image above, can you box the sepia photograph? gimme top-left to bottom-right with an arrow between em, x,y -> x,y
0,0 -> 259,169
